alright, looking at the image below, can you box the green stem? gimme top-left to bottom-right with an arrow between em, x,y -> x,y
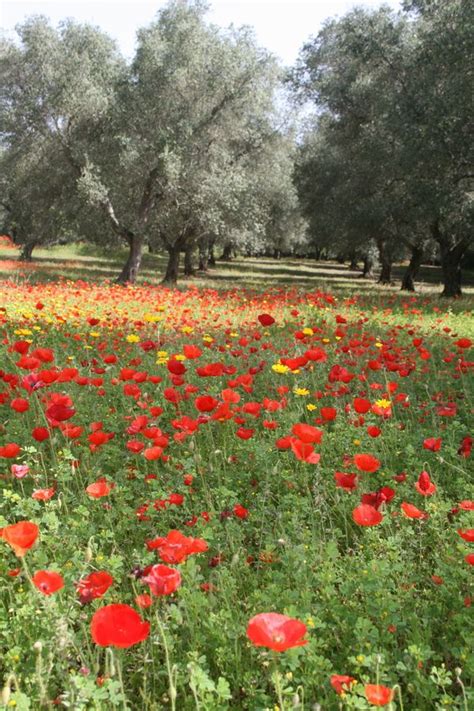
272,655 -> 285,711
156,612 -> 178,711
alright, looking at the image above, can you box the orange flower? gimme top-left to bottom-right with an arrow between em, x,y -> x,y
364,684 -> 394,706
1,521 -> 39,556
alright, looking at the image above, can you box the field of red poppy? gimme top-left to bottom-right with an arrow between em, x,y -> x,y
0,275 -> 473,710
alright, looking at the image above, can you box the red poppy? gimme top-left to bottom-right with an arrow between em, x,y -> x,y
195,395 -> 219,412
234,504 -> 249,519
364,684 -> 394,706
457,529 -> 474,543
236,427 -> 255,440
90,604 -> 150,648
0,443 -> 21,458
401,502 -> 428,520
423,437 -> 442,452
76,571 -> 114,604
320,406 -> 337,421
353,398 -> 371,414
143,564 -> 181,596
330,674 -> 356,695
292,424 -> 323,444
290,439 -> 320,464
32,427 -> 50,442
367,426 -> 382,438
258,314 -> 275,327
465,553 -> 474,566
1,521 -> 39,556
146,530 -> 208,564
135,593 -> 153,608
10,398 -> 29,413
46,402 -> 75,424
32,570 -> 64,595
354,454 -> 381,473
32,487 -> 56,501
458,436 -> 472,458
352,504 -> 383,527
415,471 -> 436,496
334,472 -> 358,492
459,500 -> 474,511
86,479 -> 115,498
246,612 -> 308,652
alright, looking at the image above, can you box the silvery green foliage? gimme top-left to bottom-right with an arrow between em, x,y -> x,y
293,0 -> 473,291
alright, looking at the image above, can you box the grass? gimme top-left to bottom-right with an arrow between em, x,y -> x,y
1,242 -> 473,299
0,243 -> 473,710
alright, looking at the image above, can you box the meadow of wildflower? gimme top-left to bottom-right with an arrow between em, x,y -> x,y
0,272 -> 472,710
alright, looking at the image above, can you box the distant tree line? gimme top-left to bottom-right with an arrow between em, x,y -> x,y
292,0 -> 473,296
0,0 -> 472,293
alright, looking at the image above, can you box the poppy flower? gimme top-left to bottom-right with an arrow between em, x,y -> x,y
32,487 -> 56,501
234,504 -> 249,519
143,564 -> 181,596
457,529 -> 474,543
291,424 -> 323,444
76,571 -> 114,604
320,406 -> 337,421
415,471 -> 436,496
290,439 -> 320,464
459,500 -> 474,511
401,502 -> 428,520
1,521 -> 39,556
46,403 -> 75,424
135,593 -> 153,608
334,472 -> 358,492
258,314 -> 275,327
455,338 -> 471,349
0,443 -> 21,458
246,612 -> 308,652
353,398 -> 371,414
458,436 -> 472,458
352,504 -> 383,527
367,426 -> 382,438
364,684 -> 394,706
11,464 -> 29,479
146,530 -> 208,564
10,398 -> 29,413
86,479 -> 115,498
236,427 -> 254,440
90,604 -> 150,648
32,427 -> 50,442
423,437 -> 442,452
330,674 -> 356,695
194,395 -> 218,412
465,554 -> 474,566
354,454 -> 381,473
32,570 -> 64,595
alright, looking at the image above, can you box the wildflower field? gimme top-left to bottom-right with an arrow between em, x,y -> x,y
0,277 -> 472,710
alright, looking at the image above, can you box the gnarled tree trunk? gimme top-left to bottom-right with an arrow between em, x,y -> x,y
431,220 -> 467,298
208,239 -> 216,267
220,242 -> 234,261
401,244 -> 424,292
440,244 -> 464,298
376,238 -> 393,284
198,237 -> 209,271
184,245 -> 196,276
19,240 -> 38,262
117,233 -> 143,284
360,253 -> 375,279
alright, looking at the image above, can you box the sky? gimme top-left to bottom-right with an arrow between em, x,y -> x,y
1,0 -> 402,65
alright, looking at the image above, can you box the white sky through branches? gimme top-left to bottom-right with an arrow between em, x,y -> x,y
2,0 -> 401,65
